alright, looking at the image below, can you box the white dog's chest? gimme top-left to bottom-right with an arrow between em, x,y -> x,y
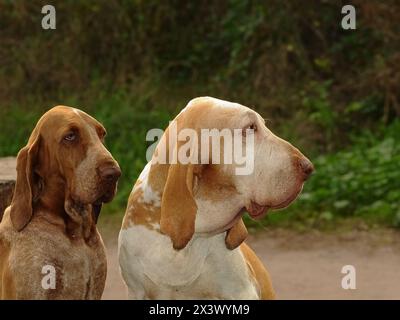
118,225 -> 259,300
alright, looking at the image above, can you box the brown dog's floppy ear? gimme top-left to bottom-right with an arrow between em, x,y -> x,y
225,218 -> 248,250
160,162 -> 200,250
10,136 -> 40,231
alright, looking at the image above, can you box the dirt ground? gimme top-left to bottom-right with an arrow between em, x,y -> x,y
99,217 -> 400,300
0,157 -> 17,181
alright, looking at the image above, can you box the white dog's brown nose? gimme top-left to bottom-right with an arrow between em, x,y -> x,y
99,165 -> 121,183
300,158 -> 314,180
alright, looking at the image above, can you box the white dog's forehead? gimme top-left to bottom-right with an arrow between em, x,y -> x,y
215,101 -> 264,129
210,97 -> 244,110
180,97 -> 243,114
180,97 -> 261,126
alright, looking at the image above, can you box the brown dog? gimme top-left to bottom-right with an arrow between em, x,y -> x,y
0,106 -> 121,299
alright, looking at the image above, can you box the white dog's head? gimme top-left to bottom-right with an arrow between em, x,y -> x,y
157,97 -> 313,250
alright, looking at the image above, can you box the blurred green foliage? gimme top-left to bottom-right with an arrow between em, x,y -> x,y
0,0 -> 399,228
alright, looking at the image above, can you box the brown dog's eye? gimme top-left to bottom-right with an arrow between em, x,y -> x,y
64,132 -> 77,142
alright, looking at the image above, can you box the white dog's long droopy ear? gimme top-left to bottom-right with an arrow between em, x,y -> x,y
160,162 -> 199,250
225,218 -> 248,250
159,108 -> 204,250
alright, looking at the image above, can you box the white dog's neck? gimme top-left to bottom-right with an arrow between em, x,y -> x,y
123,162 -> 246,288
121,224 -> 230,287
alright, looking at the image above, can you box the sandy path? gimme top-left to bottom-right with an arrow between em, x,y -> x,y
249,229 -> 400,299
99,219 -> 400,300
0,157 -> 17,181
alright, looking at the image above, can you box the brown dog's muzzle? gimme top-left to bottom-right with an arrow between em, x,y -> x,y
96,162 -> 121,203
98,164 -> 121,183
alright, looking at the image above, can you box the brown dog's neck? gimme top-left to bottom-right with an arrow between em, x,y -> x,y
34,174 -> 98,245
35,174 -> 66,215
64,199 -> 98,246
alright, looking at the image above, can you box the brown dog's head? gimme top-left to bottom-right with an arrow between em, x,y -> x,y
10,106 -> 121,231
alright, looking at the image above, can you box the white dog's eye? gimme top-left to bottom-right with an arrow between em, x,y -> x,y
243,123 -> 257,136
249,124 -> 257,131
99,130 -> 107,141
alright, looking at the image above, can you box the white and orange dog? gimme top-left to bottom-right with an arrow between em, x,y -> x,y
118,97 -> 313,299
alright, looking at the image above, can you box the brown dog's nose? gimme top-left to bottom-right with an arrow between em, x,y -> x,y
98,165 -> 121,183
300,158 -> 314,180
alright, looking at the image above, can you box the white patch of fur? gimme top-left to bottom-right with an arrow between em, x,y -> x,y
118,225 -> 259,299
194,197 -> 243,234
134,162 -> 161,207
139,162 -> 151,181
140,181 -> 161,207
